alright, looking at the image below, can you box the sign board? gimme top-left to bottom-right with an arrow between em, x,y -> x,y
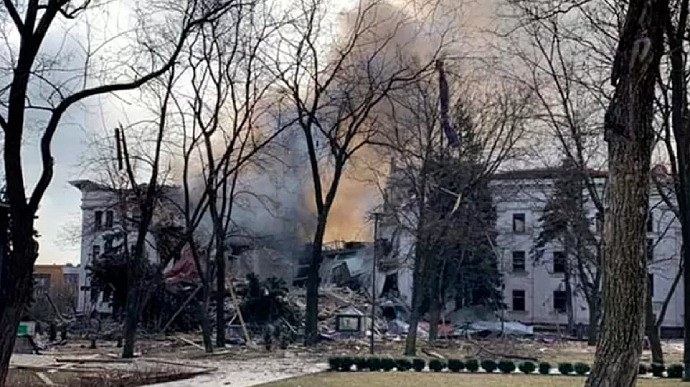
17,322 -> 36,337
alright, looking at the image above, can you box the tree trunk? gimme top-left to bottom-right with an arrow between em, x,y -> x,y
304,215 -> 328,346
404,237 -> 428,356
427,295 -> 440,342
584,1 -> 664,385
215,242 -> 226,348
122,280 -> 141,358
587,296 -> 600,346
0,232 -> 37,386
645,286 -> 663,365
200,286 -> 213,353
564,264 -> 575,335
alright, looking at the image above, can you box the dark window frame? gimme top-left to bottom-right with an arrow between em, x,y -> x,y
513,213 -> 526,233
512,289 -> 526,311
512,251 -> 526,272
553,290 -> 567,314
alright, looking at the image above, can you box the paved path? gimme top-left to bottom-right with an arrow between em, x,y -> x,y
148,357 -> 327,387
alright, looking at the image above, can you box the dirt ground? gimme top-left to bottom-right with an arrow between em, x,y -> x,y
8,337 -> 685,387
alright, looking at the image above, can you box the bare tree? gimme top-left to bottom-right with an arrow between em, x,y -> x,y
167,0 -> 291,350
500,0 -> 621,344
0,0 -> 237,382
371,62 -> 530,354
267,0 -> 454,345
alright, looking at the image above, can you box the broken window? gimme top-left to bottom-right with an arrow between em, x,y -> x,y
512,251 -> 526,272
512,290 -> 526,311
553,290 -> 567,314
512,213 -> 526,233
553,251 -> 566,274
105,210 -> 114,229
94,210 -> 103,231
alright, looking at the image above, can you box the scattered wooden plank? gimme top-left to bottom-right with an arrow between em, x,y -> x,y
175,336 -> 205,351
55,358 -> 134,364
36,372 -> 56,386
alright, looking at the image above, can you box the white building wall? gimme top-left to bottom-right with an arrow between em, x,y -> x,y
493,176 -> 684,330
73,181 -> 162,315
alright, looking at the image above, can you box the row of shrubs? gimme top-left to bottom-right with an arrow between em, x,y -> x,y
643,363 -> 685,378
327,356 -> 685,378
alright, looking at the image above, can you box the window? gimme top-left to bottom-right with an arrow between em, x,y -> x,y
512,290 -> 526,311
512,251 -> 526,272
64,273 -> 79,285
553,290 -> 567,313
94,211 -> 103,231
647,238 -> 654,262
105,210 -> 114,228
553,251 -> 566,273
648,274 -> 655,298
34,274 -> 51,294
92,245 -> 101,258
513,213 -> 526,233
647,211 -> 654,232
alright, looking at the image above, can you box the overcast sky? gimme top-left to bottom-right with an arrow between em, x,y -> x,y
25,0 -> 496,266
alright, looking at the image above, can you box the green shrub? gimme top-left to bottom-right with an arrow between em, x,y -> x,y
639,364 -> 649,375
412,358 -> 426,372
519,361 -> 536,374
395,358 -> 412,372
574,363 -> 590,375
369,358 -> 382,372
328,357 -> 342,371
668,364 -> 684,379
481,360 -> 498,373
429,359 -> 447,372
498,360 -> 516,374
340,357 -> 355,372
558,363 -> 574,375
466,359 -> 480,373
447,359 -> 464,372
538,362 -> 552,375
380,358 -> 396,372
354,357 -> 369,371
651,363 -> 665,377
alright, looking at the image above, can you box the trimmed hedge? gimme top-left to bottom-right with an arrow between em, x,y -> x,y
538,362 -> 552,375
412,358 -> 426,372
329,357 -> 686,379
639,364 -> 649,375
380,358 -> 396,372
328,357 -> 342,371
429,359 -> 447,372
498,360 -> 516,374
558,363 -> 574,375
481,360 -> 498,373
574,362 -> 590,376
355,357 -> 369,371
395,358 -> 412,372
369,358 -> 382,372
668,364 -> 684,379
466,359 -> 480,373
519,361 -> 536,374
448,359 -> 465,372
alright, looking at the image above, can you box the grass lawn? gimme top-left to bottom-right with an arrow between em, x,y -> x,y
258,373 -> 683,387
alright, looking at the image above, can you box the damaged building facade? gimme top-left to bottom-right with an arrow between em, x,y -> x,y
374,166 -> 684,336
